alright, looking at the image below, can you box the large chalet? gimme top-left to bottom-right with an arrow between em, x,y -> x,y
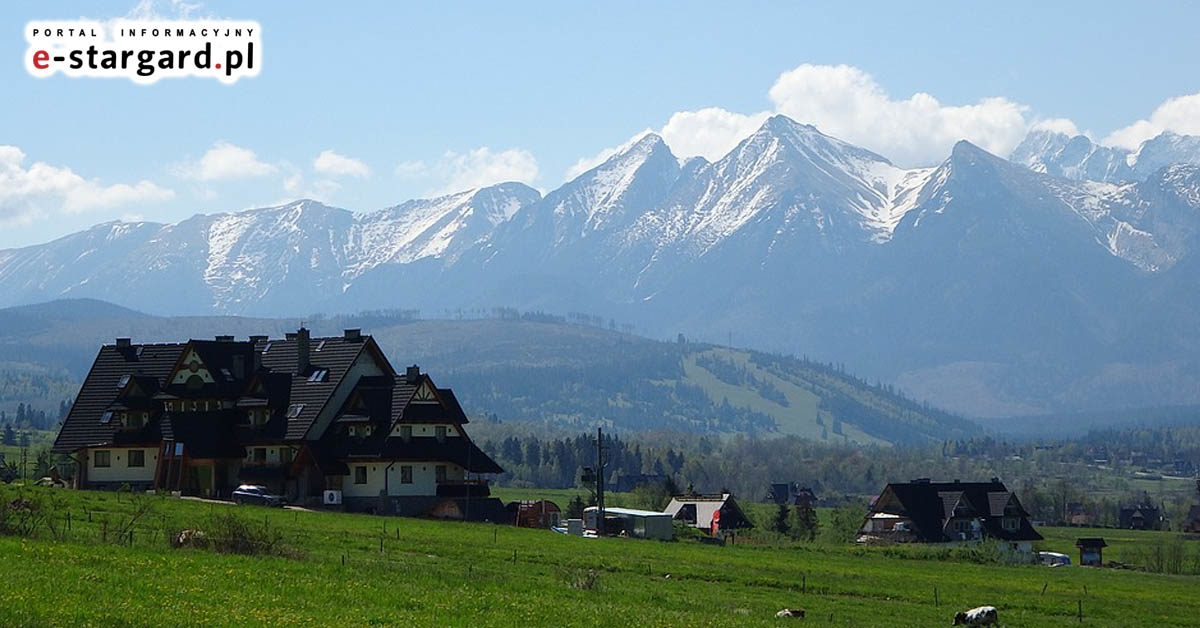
857,479 -> 1042,552
51,329 -> 505,520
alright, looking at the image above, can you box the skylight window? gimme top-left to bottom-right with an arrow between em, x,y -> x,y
117,374 -> 131,389
100,410 -> 113,424
220,367 -> 234,380
316,340 -> 326,351
286,403 -> 305,418
263,342 -> 272,354
307,369 -> 329,383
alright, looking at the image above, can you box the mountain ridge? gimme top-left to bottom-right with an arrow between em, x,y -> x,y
5,116 -> 1200,420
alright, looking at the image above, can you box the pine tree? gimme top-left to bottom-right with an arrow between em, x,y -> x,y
1,423 -> 14,446
567,495 -> 586,519
772,503 -> 791,535
792,501 -> 820,542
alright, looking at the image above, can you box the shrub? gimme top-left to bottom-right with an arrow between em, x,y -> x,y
171,512 -> 294,558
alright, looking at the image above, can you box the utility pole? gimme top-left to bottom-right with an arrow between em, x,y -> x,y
595,427 -> 607,536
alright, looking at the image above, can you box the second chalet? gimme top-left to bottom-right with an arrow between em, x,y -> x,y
51,328 -> 505,520
857,478 -> 1042,552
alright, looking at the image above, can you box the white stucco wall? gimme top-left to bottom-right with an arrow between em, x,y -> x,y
340,461 -> 465,498
87,447 -> 158,484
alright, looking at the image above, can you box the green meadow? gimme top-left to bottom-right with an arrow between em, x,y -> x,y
0,484 -> 1197,627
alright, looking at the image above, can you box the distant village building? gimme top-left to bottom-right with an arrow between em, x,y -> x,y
857,479 -> 1042,552
508,500 -> 562,528
1119,496 -> 1167,531
51,329 -> 506,520
766,482 -> 817,506
1184,481 -> 1200,535
665,493 -> 754,536
1066,502 -> 1095,527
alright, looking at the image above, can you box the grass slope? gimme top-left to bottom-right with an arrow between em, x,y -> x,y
0,485 -> 1197,627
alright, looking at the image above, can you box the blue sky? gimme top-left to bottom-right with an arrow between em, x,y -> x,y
2,0 -> 1200,248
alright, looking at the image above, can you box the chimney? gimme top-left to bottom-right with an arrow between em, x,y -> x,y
343,328 -> 362,341
214,335 -> 234,342
296,327 -> 311,375
405,364 -> 420,384
115,338 -> 131,348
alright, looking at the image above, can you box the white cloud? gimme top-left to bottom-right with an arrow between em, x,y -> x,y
396,147 -> 538,195
767,64 -> 1031,165
1103,92 -> 1200,150
313,149 -> 370,178
1031,117 -> 1081,136
282,171 -> 340,203
660,108 -> 771,163
565,110 -> 772,180
0,145 -> 174,225
174,141 -> 276,181
125,0 -> 205,20
565,64 -> 1065,173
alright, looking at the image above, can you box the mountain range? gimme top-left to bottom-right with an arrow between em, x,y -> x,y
4,115 -> 1200,421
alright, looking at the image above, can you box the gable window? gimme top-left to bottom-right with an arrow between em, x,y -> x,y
127,413 -> 145,429
400,425 -> 412,441
94,450 -> 111,468
435,426 -> 447,442
435,465 -> 447,483
254,448 -> 267,463
354,466 -> 368,485
128,450 -> 145,468
400,466 -> 413,484
1002,517 -> 1019,531
952,519 -> 970,533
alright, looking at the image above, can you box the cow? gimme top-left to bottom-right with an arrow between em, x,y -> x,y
775,608 -> 805,619
953,606 -> 998,627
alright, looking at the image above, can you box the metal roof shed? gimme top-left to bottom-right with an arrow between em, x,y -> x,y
584,506 -> 674,541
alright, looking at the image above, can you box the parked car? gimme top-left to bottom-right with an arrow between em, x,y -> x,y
231,484 -> 286,507
1037,551 -> 1071,567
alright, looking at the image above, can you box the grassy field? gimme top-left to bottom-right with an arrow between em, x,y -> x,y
0,485 -> 1198,627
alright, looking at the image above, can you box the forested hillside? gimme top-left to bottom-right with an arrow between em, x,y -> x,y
0,299 -> 976,445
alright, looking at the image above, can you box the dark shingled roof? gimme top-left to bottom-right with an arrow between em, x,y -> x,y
254,335 -> 387,440
53,343 -> 186,454
873,480 -> 1042,542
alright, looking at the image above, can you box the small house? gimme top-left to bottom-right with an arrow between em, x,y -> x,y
583,506 -> 673,540
665,493 -> 754,536
1119,496 -> 1166,531
857,478 -> 1042,552
1075,538 -> 1106,567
